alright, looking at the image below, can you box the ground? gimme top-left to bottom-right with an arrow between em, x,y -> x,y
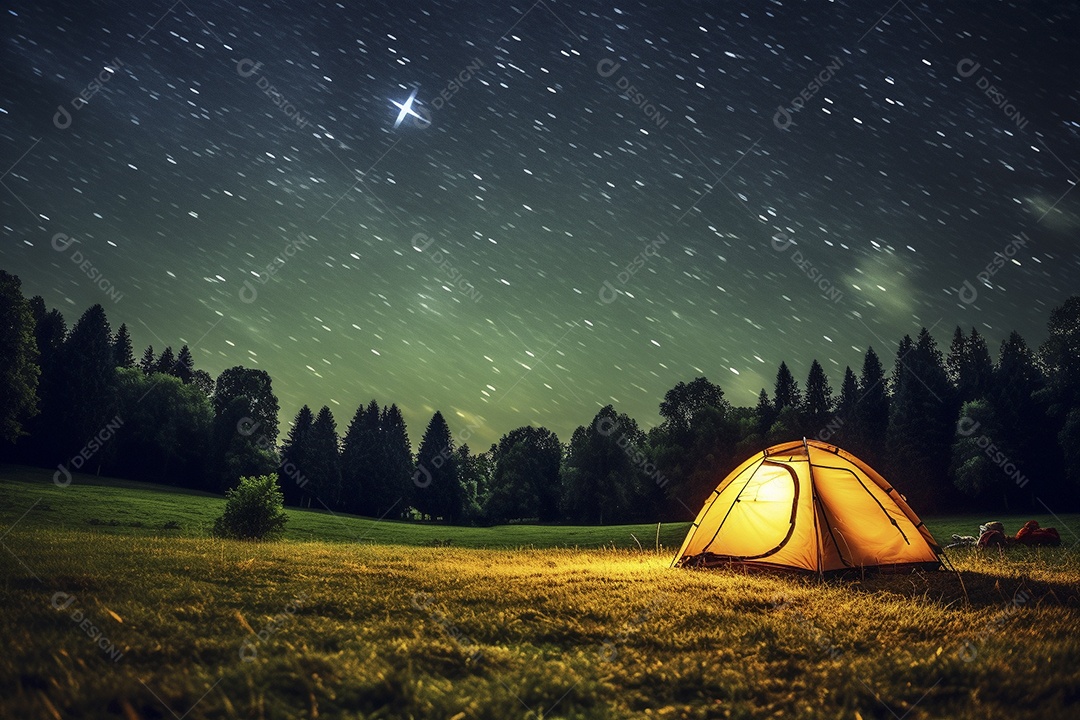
2,465 -> 1078,719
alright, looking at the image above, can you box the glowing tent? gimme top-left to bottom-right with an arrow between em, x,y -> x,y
673,439 -> 943,574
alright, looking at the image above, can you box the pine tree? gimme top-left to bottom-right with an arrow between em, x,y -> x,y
889,336 -> 914,396
341,400 -> 410,518
853,346 -> 889,466
17,303 -> 66,463
802,359 -> 834,436
176,345 -> 195,384
156,346 -> 176,376
140,345 -> 156,374
309,406 -> 342,508
379,404 -> 413,518
946,327 -> 993,403
990,332 -> 1042,415
987,331 -> 1047,507
341,400 -> 379,515
415,411 -> 461,522
886,329 -> 954,511
54,305 -> 116,461
966,329 -> 994,400
831,367 -> 859,444
0,271 -> 40,444
1039,296 -> 1080,412
112,323 -> 135,369
279,406 -> 315,506
753,389 -> 774,437
33,305 -> 66,369
915,327 -> 956,416
951,331 -> 1047,511
1038,297 -> 1080,499
28,295 -> 46,326
946,327 -> 966,388
835,367 -> 859,418
773,361 -> 801,412
765,361 -> 803,443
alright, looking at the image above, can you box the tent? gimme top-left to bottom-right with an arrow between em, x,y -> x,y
673,439 -> 944,574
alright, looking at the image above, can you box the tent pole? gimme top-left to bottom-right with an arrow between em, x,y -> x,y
803,437 -> 824,580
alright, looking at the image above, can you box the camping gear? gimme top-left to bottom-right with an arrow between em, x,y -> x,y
945,534 -> 978,548
673,439 -> 944,574
977,529 -> 1007,548
1015,520 -> 1061,547
978,521 -> 1007,548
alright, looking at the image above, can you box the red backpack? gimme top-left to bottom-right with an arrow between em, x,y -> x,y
1015,520 -> 1061,547
977,529 -> 1007,548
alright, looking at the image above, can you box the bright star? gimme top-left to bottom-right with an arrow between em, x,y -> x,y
391,89 -> 425,129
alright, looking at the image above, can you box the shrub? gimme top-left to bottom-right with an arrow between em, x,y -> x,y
212,475 -> 288,540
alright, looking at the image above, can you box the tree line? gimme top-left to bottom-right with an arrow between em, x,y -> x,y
2,269 -> 1078,523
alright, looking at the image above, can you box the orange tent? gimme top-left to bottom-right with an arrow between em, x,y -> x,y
673,439 -> 943,574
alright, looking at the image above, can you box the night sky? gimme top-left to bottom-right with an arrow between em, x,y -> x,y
2,0 -> 1077,448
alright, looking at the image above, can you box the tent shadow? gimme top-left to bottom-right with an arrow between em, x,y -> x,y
836,566 -> 1080,609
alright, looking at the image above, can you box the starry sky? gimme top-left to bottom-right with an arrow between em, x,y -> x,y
2,0 -> 1078,449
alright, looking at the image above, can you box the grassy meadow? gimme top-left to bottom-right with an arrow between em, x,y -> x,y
2,464 -> 1079,719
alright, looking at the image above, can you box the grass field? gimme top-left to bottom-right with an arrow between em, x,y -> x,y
2,464 -> 1079,719
0,464 -> 691,550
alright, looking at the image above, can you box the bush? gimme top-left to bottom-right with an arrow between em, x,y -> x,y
212,475 -> 288,540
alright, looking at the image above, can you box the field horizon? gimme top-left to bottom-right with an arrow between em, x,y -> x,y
5,462 -> 1070,549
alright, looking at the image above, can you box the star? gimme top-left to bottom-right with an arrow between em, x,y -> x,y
391,89 -> 424,129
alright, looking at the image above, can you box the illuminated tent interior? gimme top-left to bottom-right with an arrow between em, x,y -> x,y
673,439 -> 944,574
